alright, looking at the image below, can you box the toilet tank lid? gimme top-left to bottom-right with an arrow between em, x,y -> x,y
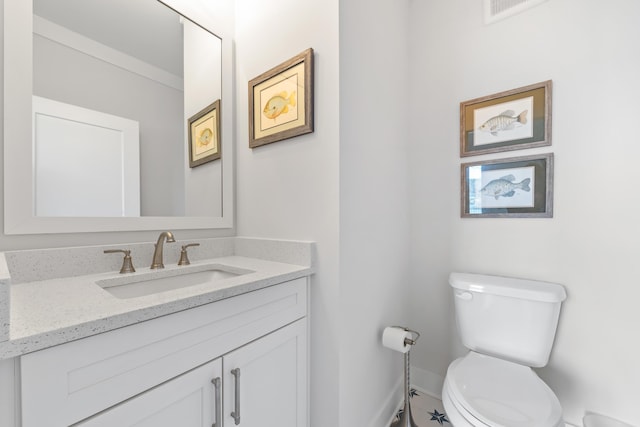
449,272 -> 567,302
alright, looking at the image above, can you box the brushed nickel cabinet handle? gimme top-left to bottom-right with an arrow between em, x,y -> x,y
211,377 -> 221,427
231,368 -> 241,425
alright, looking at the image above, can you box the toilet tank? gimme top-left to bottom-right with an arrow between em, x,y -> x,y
449,272 -> 566,367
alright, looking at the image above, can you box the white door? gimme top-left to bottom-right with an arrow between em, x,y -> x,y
223,319 -> 308,427
32,96 -> 140,217
76,358 -> 222,427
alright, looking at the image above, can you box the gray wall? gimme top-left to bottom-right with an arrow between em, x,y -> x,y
33,34 -> 185,216
234,0 -> 341,425
338,0 -> 411,424
235,0 -> 412,425
408,0 -> 640,425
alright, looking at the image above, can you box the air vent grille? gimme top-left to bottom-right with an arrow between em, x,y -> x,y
484,0 -> 549,24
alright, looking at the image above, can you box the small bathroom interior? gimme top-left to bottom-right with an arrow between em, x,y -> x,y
0,0 -> 639,426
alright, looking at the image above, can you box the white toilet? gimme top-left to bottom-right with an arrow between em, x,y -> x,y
442,272 -> 567,427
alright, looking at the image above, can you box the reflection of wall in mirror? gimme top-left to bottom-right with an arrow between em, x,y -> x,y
183,19 -> 223,217
33,26 -> 185,216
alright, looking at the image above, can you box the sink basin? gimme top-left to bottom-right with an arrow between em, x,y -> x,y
97,267 -> 249,299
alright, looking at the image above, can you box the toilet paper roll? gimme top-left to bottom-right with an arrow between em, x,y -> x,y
382,327 -> 411,353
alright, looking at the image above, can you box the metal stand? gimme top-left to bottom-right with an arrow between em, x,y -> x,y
390,328 -> 420,427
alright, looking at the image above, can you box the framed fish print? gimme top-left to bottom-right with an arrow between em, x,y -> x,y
461,153 -> 554,218
460,80 -> 552,157
248,48 -> 314,148
188,99 -> 221,168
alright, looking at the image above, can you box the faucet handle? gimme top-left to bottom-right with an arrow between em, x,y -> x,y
104,249 -> 136,274
178,243 -> 200,266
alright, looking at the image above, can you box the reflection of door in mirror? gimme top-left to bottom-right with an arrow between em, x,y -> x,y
31,0 -> 222,217
33,96 -> 141,217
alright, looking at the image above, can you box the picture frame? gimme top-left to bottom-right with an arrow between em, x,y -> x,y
461,153 -> 554,218
248,48 -> 314,148
188,99 -> 221,168
460,80 -> 552,157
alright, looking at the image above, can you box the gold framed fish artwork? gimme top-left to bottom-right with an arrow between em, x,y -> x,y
248,48 -> 314,148
461,153 -> 554,218
188,99 -> 221,168
460,80 -> 552,157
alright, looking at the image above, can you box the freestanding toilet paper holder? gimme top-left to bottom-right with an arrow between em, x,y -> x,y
390,327 -> 420,427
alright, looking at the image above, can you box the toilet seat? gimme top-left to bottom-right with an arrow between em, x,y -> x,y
443,380 -> 489,427
444,352 -> 563,427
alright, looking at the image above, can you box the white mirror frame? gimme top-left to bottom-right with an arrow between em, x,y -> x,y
3,0 -> 234,234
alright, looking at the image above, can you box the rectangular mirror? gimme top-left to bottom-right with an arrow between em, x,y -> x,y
4,0 -> 234,233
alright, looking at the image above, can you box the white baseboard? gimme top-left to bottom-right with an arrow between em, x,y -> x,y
368,376 -> 403,427
410,365 -> 445,399
369,366 -> 444,427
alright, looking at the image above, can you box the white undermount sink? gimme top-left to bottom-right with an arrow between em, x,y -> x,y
97,266 -> 251,299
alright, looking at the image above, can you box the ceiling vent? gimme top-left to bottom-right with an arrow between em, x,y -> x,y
484,0 -> 549,24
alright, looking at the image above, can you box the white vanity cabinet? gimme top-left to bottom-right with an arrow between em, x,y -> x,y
20,277 -> 309,427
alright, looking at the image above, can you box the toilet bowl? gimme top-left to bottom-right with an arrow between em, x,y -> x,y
443,273 -> 567,427
442,352 -> 563,427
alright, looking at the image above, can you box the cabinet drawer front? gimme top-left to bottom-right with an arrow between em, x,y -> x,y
21,277 -> 307,427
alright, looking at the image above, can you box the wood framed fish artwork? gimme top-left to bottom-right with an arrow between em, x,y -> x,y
248,48 -> 314,148
461,153 -> 554,218
460,80 -> 552,157
188,99 -> 221,168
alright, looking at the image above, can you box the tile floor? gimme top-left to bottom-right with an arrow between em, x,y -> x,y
393,388 -> 451,426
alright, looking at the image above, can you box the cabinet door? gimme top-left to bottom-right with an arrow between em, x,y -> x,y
223,318 -> 307,427
77,358 -> 222,427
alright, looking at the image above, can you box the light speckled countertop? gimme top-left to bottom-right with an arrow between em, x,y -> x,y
0,237 -> 314,359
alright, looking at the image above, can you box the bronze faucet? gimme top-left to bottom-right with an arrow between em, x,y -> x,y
150,231 -> 176,269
